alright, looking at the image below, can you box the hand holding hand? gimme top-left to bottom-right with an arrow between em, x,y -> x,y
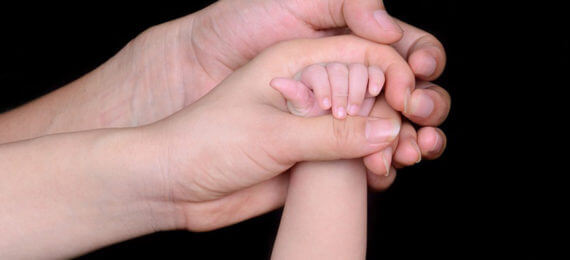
138,35 -> 417,231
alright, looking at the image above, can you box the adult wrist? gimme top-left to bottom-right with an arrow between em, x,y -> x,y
87,126 -> 185,232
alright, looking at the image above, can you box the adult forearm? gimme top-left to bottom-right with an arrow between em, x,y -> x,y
0,16 -> 195,144
0,60 -> 140,144
0,127 -> 177,258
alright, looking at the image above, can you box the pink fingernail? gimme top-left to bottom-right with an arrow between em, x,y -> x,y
373,10 -> 403,33
418,55 -> 437,77
365,118 -> 400,144
369,84 -> 379,96
410,91 -> 434,118
431,132 -> 443,153
322,98 -> 331,109
348,104 -> 359,115
336,106 -> 346,119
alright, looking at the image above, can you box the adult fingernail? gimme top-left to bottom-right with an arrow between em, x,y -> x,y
417,55 -> 437,77
411,140 -> 422,164
382,147 -> 393,176
404,88 -> 411,114
373,10 -> 403,33
386,166 -> 396,177
409,90 -> 434,118
431,131 -> 443,153
365,117 -> 400,144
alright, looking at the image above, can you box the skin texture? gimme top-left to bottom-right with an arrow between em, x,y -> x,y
271,62 -> 386,260
0,0 -> 450,258
147,36 -> 411,229
0,0 -> 450,180
272,160 -> 368,260
0,35 -> 407,259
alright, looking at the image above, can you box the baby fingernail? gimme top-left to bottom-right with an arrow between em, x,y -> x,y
370,86 -> 378,95
409,90 -> 434,118
322,98 -> 331,109
373,10 -> 403,33
349,104 -> 359,115
335,106 -> 346,118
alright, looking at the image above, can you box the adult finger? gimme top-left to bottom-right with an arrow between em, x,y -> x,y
417,126 -> 447,160
366,167 -> 396,191
392,19 -> 447,81
258,35 -> 415,119
361,96 -> 401,176
404,81 -> 451,126
341,0 -> 403,43
290,0 -> 404,43
392,120 -> 421,167
279,113 -> 400,162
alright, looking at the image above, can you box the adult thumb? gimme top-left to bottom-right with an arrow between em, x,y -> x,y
343,0 -> 403,44
280,114 -> 401,162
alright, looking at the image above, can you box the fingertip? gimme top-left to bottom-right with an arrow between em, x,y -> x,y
321,97 -> 332,110
394,139 -> 421,166
367,168 -> 396,191
348,104 -> 360,116
334,106 -> 347,119
410,51 -> 437,79
269,77 -> 298,99
408,46 -> 445,81
367,66 -> 385,97
418,127 -> 446,158
343,1 -> 403,45
408,89 -> 435,119
405,83 -> 451,126
269,77 -> 289,90
363,147 -> 393,176
372,9 -> 404,38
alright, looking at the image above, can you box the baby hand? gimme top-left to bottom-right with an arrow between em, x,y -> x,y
270,63 -> 385,119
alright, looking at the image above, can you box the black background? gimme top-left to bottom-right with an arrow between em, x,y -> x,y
0,1 -> 564,259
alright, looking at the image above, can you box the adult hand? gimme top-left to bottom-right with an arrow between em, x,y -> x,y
136,35 -> 425,231
0,0 -> 449,180
187,1 -> 450,180
1,36 -> 408,258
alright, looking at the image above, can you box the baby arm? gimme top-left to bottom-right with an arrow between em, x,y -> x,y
270,63 -> 385,260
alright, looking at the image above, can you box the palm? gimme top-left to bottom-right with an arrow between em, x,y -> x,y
116,0 -> 448,230
174,0 -> 341,104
